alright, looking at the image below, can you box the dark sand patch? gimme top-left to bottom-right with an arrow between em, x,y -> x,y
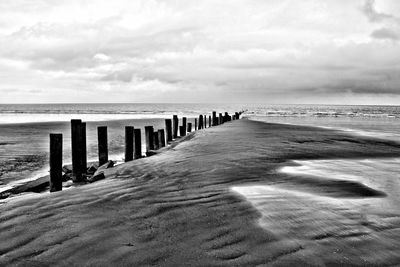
1,120 -> 400,266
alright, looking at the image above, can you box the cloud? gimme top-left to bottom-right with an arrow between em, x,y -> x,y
361,0 -> 393,22
371,27 -> 400,40
0,0 -> 399,104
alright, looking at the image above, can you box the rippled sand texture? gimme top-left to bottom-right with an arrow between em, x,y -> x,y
1,120 -> 400,266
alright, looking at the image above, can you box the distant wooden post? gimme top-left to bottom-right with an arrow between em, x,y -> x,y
236,112 -> 239,119
182,117 -> 187,136
209,115 -> 211,127
158,129 -> 166,148
212,111 -> 217,126
97,126 -> 108,166
80,122 -> 87,174
125,126 -> 134,162
50,133 -> 62,192
195,118 -> 197,131
165,119 -> 173,143
179,126 -> 185,137
224,112 -> 229,123
145,126 -> 154,153
204,115 -> 207,128
134,128 -> 142,159
173,115 -> 179,139
153,132 -> 159,150
199,115 -> 203,129
219,113 -> 223,125
187,123 -> 192,132
71,119 -> 83,182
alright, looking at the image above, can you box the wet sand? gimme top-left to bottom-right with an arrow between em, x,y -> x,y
1,119 -> 400,266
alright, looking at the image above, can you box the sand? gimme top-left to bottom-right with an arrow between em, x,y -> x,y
1,119 -> 400,266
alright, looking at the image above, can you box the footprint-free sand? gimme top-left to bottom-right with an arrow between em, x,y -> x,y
1,119 -> 400,266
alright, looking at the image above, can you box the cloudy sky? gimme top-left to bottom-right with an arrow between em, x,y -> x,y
0,0 -> 399,104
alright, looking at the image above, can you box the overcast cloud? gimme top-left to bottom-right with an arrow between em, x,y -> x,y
0,0 -> 400,104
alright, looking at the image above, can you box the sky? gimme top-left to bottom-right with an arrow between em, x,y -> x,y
0,0 -> 400,104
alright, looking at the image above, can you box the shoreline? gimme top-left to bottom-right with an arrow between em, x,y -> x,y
2,119 -> 400,265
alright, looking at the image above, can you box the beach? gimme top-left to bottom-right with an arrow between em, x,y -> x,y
1,119 -> 400,266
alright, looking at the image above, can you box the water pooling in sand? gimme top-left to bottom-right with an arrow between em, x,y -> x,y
232,158 -> 400,264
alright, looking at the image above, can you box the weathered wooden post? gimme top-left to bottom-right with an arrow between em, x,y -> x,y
173,115 -> 178,139
179,126 -> 185,137
158,129 -> 166,148
134,128 -> 142,159
187,123 -> 192,132
165,119 -> 173,143
204,115 -> 207,128
219,113 -> 223,125
50,133 -> 63,192
195,118 -> 197,131
125,126 -> 134,162
209,115 -> 211,127
71,119 -> 83,182
212,111 -> 217,126
199,115 -> 203,129
145,126 -> 154,153
80,122 -> 87,174
97,126 -> 108,166
153,132 -> 159,150
182,117 -> 187,136
224,112 -> 229,123
235,112 -> 239,120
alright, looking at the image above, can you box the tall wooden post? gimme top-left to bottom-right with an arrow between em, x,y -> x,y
195,118 -> 197,131
134,128 -> 142,159
173,115 -> 178,139
50,133 -> 63,192
179,126 -> 185,137
212,111 -> 217,126
125,126 -> 134,162
145,126 -> 154,153
209,115 -> 211,127
158,129 -> 166,148
199,115 -> 203,129
204,115 -> 207,128
80,122 -> 87,175
153,132 -> 159,150
71,119 -> 83,182
97,126 -> 108,166
219,113 -> 223,125
165,119 -> 172,143
187,123 -> 192,132
182,117 -> 187,136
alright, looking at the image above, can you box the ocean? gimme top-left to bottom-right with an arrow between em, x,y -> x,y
1,103 -> 400,194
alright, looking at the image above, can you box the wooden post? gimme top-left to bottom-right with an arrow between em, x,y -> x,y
212,111 -> 217,126
224,112 -> 229,123
158,129 -> 166,148
204,115 -> 207,128
97,126 -> 108,166
182,117 -> 187,136
134,128 -> 142,159
145,126 -> 154,153
50,133 -> 62,192
187,123 -> 192,132
195,118 -> 197,131
153,132 -> 159,150
165,119 -> 172,143
235,112 -> 239,119
80,122 -> 87,175
199,115 -> 203,129
219,113 -> 223,125
180,125 -> 185,137
125,126 -> 134,162
209,115 -> 211,127
173,115 -> 178,139
71,119 -> 82,182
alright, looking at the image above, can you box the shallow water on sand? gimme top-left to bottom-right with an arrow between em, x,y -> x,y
232,158 -> 400,264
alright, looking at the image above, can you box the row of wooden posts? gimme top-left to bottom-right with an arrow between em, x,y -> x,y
49,111 -> 243,192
